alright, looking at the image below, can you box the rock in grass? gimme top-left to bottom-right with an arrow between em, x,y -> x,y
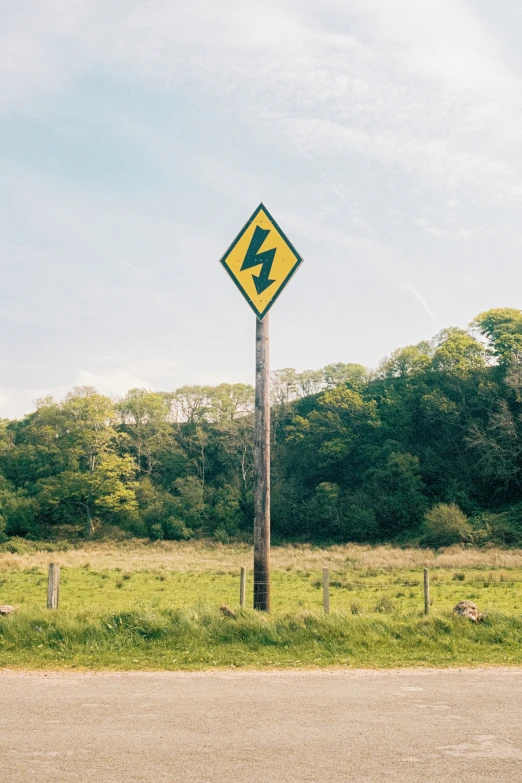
0,605 -> 16,616
453,600 -> 485,622
220,605 -> 237,618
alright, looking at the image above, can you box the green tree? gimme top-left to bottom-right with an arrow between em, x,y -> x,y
306,482 -> 341,537
362,452 -> 426,536
296,369 -> 324,397
38,453 -> 138,536
118,388 -> 174,474
6,307 -> 522,547
208,383 -> 254,422
322,362 -> 368,388
136,478 -> 192,540
472,308 -> 522,365
431,328 -> 485,377
0,476 -> 38,538
1,398 -> 70,486
170,476 -> 205,531
172,386 -> 212,423
207,483 -> 242,538
284,386 -> 380,504
466,399 -> 521,487
32,388 -> 139,536
378,344 -> 432,379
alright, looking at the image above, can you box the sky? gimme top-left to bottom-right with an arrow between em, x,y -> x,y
1,0 -> 522,418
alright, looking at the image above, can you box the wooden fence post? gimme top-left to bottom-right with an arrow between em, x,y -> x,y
322,568 -> 330,614
424,567 -> 430,615
240,567 -> 246,609
47,563 -> 60,610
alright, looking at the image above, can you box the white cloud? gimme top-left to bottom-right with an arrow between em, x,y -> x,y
1,1 -> 522,416
114,0 -> 522,198
357,0 -> 517,92
1,0 -> 520,199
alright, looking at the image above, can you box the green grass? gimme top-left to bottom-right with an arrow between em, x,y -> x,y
1,607 -> 522,670
1,563 -> 522,669
3,565 -> 522,615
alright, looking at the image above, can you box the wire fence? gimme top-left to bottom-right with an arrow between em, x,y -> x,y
328,579 -> 522,587
36,563 -> 522,615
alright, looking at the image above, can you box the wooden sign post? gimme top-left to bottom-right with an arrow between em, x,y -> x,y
254,315 -> 271,611
220,204 -> 303,611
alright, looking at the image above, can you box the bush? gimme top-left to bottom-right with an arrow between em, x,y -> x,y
0,537 -> 73,553
471,508 -> 522,547
148,523 -> 164,541
422,503 -> 472,547
213,528 -> 229,543
164,517 -> 192,541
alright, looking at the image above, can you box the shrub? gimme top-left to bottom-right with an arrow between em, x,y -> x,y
148,523 -> 164,541
422,502 -> 472,547
22,539 -> 68,551
0,537 -> 39,554
164,517 -> 192,541
213,528 -> 229,544
471,509 -> 522,546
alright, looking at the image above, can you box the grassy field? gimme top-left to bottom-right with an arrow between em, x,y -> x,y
1,541 -> 522,670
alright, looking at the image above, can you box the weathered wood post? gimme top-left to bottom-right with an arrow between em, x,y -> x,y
254,315 -> 270,612
218,204 -> 303,613
323,568 -> 330,614
240,567 -> 246,609
47,563 -> 60,610
424,567 -> 430,615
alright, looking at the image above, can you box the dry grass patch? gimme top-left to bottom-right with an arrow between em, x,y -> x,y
3,541 -> 522,574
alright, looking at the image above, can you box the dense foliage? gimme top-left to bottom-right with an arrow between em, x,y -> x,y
3,307 -> 522,546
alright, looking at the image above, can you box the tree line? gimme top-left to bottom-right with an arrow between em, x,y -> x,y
2,307 -> 522,547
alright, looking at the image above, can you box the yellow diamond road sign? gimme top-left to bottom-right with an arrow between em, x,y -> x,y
220,203 -> 303,320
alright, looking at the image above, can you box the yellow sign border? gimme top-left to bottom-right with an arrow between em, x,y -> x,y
219,203 -> 304,320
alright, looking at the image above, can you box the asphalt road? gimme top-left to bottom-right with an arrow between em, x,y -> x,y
2,668 -> 522,783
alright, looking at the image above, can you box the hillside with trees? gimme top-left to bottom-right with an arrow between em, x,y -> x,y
2,307 -> 522,547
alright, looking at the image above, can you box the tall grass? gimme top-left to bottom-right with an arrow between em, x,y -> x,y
1,607 -> 522,670
2,542 -> 522,670
3,540 -> 522,574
